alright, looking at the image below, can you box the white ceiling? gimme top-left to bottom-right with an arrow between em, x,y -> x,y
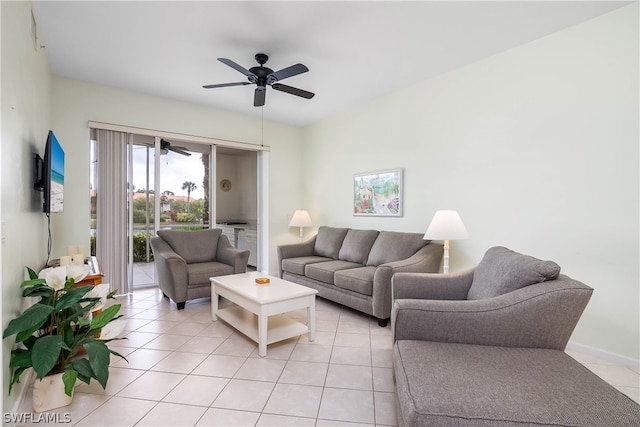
32,1 -> 629,127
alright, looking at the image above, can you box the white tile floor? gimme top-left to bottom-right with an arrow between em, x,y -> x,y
13,286 -> 640,426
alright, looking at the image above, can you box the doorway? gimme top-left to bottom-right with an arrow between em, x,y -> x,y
130,136 -> 214,289
91,128 -> 262,293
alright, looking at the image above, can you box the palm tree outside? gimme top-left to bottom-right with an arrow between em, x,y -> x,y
182,181 -> 197,212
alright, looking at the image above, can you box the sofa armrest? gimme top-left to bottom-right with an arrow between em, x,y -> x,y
216,235 -> 250,273
150,236 -> 189,302
370,243 -> 444,320
391,274 -> 593,350
392,268 -> 474,301
277,236 -> 317,277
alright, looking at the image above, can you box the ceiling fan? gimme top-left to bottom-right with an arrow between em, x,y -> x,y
160,139 -> 191,156
203,53 -> 314,107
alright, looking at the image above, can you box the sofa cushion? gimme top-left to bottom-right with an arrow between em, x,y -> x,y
394,341 -> 640,427
157,229 -> 222,264
366,231 -> 427,266
314,226 -> 350,259
338,229 -> 380,264
467,246 -> 561,300
334,266 -> 377,296
305,260 -> 363,285
282,256 -> 332,276
187,261 -> 234,286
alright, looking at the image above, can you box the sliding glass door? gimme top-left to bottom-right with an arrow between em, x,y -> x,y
91,126 -> 263,295
130,137 -> 212,289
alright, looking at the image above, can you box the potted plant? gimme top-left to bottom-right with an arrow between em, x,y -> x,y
3,265 -> 127,412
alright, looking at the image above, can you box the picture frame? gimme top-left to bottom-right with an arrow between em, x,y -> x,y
353,168 -> 403,217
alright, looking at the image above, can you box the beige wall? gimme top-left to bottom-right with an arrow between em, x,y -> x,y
1,0 -> 53,412
302,4 -> 639,360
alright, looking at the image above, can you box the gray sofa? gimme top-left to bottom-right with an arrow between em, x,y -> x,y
392,246 -> 640,426
150,228 -> 249,309
277,226 -> 443,326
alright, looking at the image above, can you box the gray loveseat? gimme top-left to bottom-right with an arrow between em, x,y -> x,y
392,246 -> 640,426
277,226 -> 443,326
150,228 -> 249,309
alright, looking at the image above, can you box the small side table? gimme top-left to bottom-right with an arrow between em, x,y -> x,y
73,256 -> 103,288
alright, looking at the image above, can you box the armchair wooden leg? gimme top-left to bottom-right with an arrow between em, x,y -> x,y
378,318 -> 389,327
176,302 -> 186,310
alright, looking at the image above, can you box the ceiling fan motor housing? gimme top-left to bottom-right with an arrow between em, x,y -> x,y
249,65 -> 274,87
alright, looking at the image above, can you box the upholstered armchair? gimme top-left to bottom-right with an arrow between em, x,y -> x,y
390,246 -> 608,427
150,228 -> 249,309
391,246 -> 593,349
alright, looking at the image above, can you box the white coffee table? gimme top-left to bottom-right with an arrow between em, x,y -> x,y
210,271 -> 318,357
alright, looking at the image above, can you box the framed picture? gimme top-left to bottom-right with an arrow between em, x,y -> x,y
353,168 -> 403,217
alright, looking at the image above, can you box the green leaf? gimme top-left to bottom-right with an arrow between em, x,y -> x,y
109,348 -> 129,364
8,367 -> 28,395
27,266 -> 39,280
22,285 -> 54,299
20,278 -> 46,288
2,303 -> 53,339
90,304 -> 121,330
62,369 -> 77,397
55,286 -> 93,311
82,340 -> 111,389
31,335 -> 63,378
63,277 -> 76,290
9,348 -> 32,368
15,323 -> 46,344
23,335 -> 37,350
69,358 -> 93,381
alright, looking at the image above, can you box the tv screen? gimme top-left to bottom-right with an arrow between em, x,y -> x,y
43,130 -> 64,214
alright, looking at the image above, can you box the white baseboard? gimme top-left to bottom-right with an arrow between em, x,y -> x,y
567,341 -> 640,373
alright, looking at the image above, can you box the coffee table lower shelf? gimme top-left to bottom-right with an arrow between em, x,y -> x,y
216,305 -> 310,347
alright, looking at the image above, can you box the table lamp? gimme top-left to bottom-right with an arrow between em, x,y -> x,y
423,210 -> 469,273
289,210 -> 312,241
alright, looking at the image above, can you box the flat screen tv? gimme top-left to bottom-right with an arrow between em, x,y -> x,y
41,130 -> 65,214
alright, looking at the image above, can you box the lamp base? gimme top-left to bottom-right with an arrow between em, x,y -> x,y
443,239 -> 450,274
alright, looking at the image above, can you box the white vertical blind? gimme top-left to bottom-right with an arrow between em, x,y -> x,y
95,129 -> 130,295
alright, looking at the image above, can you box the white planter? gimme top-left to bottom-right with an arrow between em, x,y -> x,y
32,373 -> 74,413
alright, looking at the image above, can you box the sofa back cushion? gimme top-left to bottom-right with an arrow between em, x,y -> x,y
157,228 -> 222,264
366,231 -> 428,266
467,246 -> 561,300
338,229 -> 380,264
314,226 -> 350,259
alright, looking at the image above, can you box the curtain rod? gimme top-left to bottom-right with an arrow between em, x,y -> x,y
87,120 -> 270,152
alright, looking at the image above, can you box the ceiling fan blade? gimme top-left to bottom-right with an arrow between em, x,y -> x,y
271,83 -> 315,99
267,63 -> 309,84
169,146 -> 192,156
254,87 -> 266,107
202,82 -> 251,89
218,58 -> 256,78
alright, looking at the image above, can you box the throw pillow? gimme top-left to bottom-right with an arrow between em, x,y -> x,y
338,229 -> 380,265
314,226 -> 350,259
366,231 -> 427,266
467,246 -> 561,300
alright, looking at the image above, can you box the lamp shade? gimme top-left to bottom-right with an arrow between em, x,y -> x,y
289,210 -> 312,227
423,210 -> 469,240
